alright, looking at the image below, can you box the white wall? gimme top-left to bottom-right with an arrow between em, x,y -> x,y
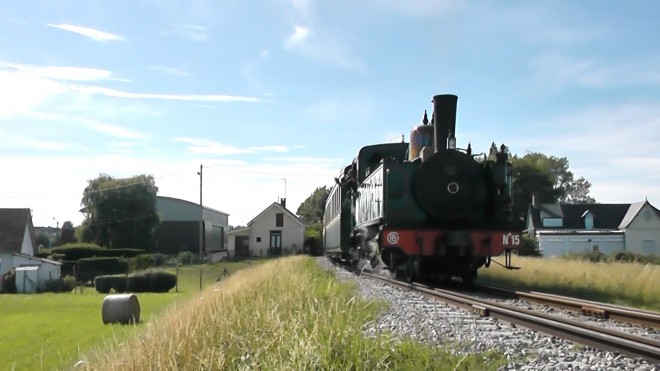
538,234 -> 624,257
249,205 -> 304,257
624,203 -> 660,255
21,225 -> 34,256
12,255 -> 62,291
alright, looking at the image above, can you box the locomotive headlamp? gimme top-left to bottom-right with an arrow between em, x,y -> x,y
448,136 -> 457,150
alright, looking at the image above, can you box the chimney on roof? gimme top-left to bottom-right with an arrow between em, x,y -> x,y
532,193 -> 537,207
280,198 -> 286,209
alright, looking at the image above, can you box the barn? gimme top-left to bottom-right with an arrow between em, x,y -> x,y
154,196 -> 229,255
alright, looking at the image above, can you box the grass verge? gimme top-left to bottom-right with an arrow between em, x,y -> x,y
83,256 -> 506,370
0,261 -> 255,370
478,256 -> 660,310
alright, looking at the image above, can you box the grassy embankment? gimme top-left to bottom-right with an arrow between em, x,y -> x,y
477,256 -> 660,310
84,256 -> 506,370
0,261 -> 255,371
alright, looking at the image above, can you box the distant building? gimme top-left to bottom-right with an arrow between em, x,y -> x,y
154,196 -> 229,255
0,208 -> 62,292
526,200 -> 660,256
227,200 -> 305,258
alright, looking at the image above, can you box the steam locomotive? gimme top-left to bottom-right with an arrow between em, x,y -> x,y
323,94 -> 522,283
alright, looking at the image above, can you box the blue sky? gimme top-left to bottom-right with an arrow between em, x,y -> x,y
1,0 -> 659,229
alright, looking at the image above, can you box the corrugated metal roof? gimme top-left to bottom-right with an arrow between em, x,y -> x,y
15,265 -> 40,271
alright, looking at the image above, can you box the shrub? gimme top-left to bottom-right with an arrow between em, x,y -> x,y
564,250 -> 607,263
44,276 -> 76,293
94,274 -> 128,294
127,270 -> 177,293
60,261 -> 78,277
78,257 -> 129,283
1,269 -> 16,293
51,243 -> 103,260
178,251 -> 193,265
98,249 -> 147,258
517,235 -> 542,257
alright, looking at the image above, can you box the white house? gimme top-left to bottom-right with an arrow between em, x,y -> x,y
526,200 -> 660,257
227,200 -> 305,258
0,208 -> 62,292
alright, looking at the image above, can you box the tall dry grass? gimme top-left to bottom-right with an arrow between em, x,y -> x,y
478,256 -> 660,310
84,256 -> 504,370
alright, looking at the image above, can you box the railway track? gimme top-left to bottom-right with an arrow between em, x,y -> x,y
470,283 -> 660,330
343,266 -> 660,364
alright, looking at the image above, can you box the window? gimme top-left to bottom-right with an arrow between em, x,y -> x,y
542,218 -> 563,227
584,213 -> 594,229
256,237 -> 261,243
276,213 -> 284,227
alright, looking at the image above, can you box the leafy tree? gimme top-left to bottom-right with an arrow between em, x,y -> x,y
35,233 -> 51,249
510,152 -> 595,226
80,174 -> 160,251
297,186 -> 331,240
296,186 -> 330,224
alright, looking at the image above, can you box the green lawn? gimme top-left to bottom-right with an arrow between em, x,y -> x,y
0,260 -> 257,371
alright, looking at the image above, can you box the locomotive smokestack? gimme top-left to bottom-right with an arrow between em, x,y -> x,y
432,94 -> 458,152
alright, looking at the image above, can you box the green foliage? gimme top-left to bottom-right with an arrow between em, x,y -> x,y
1,269 -> 16,293
94,274 -> 128,293
511,152 -> 595,226
304,220 -> 323,239
517,236 -> 542,257
127,270 -> 177,293
95,270 -> 177,293
80,173 -> 160,251
44,276 -> 76,293
296,186 -> 330,225
77,257 -> 129,282
36,232 -> 51,249
178,251 -> 193,265
49,243 -> 146,261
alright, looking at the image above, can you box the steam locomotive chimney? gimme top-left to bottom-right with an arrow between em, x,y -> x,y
432,94 -> 458,152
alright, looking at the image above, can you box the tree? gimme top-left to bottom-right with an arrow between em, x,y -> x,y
510,152 -> 595,226
297,186 -> 331,240
80,174 -> 160,251
35,233 -> 51,249
296,186 -> 331,225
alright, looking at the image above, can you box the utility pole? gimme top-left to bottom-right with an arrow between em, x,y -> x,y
197,165 -> 203,259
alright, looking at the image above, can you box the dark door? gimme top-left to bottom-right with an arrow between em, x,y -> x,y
269,231 -> 282,256
236,236 -> 250,258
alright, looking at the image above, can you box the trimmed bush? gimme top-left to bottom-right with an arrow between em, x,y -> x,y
1,269 -> 16,293
94,274 -> 128,294
50,243 -> 103,260
94,270 -> 176,293
78,257 -> 129,282
128,270 -> 177,293
98,249 -> 147,258
44,276 -> 76,293
178,251 -> 193,265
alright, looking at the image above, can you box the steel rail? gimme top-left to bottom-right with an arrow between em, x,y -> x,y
360,272 -> 660,364
471,283 -> 660,330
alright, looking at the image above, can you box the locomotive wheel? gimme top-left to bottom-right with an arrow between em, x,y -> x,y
396,257 -> 417,283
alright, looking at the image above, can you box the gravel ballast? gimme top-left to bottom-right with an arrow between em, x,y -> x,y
318,257 -> 658,370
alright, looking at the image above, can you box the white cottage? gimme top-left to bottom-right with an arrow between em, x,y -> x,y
526,200 -> 660,257
227,200 -> 305,258
0,208 -> 62,292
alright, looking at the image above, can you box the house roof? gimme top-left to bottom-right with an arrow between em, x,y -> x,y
13,253 -> 63,265
0,208 -> 34,254
528,201 -> 659,231
247,202 -> 305,228
226,226 -> 251,235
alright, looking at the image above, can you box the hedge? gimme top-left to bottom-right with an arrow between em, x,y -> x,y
50,244 -> 147,261
94,270 -> 177,293
78,257 -> 129,282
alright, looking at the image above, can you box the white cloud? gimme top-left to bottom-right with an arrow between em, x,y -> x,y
0,130 -> 69,151
148,66 -> 191,77
249,145 -> 288,153
174,138 -> 254,155
46,23 -> 123,41
70,85 -> 261,102
530,53 -> 660,88
162,24 -> 209,42
88,123 -> 144,139
284,25 -> 363,70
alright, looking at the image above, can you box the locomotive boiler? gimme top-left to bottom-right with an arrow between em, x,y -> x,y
324,94 -> 522,283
